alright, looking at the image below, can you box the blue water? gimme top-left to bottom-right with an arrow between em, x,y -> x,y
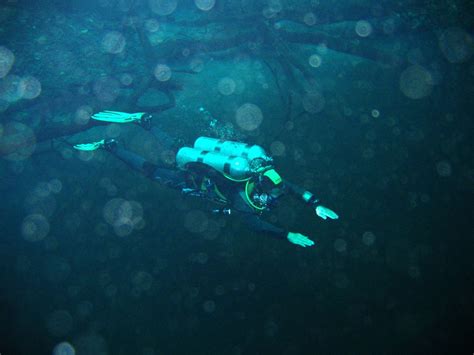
0,0 -> 473,354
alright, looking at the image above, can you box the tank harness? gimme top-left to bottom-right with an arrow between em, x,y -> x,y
176,137 -> 281,211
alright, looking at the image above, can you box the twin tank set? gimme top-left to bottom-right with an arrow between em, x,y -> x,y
176,137 -> 273,180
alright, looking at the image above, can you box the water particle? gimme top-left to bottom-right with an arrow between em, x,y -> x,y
53,341 -> 76,355
302,92 -> 325,113
20,76 -> 42,99
184,210 -> 209,233
194,0 -> 216,11
436,161 -> 452,177
408,265 -> 421,279
149,0 -> 178,16
154,64 -> 172,81
215,285 -> 225,296
362,231 -> 376,246
203,300 -> 216,313
0,46 -> 15,78
0,75 -> 25,102
101,31 -> 126,54
120,73 -> 134,86
270,141 -> 286,156
304,12 -> 317,26
93,76 -> 120,103
0,121 -> 36,160
400,65 -> 434,100
355,20 -> 373,37
46,310 -> 73,337
218,77 -> 236,96
439,27 -> 473,63
334,238 -> 347,253
145,18 -> 160,32
235,103 -> 263,131
21,213 -> 49,242
74,105 -> 93,125
309,54 -> 322,68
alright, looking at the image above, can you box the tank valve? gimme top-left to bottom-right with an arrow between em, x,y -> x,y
212,208 -> 232,215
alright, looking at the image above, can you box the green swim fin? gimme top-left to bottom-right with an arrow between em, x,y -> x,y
73,139 -> 105,151
91,110 -> 146,123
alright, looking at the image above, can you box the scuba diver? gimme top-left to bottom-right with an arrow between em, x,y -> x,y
74,111 -> 339,248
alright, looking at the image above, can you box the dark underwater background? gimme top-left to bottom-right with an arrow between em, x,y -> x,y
1,0 -> 473,354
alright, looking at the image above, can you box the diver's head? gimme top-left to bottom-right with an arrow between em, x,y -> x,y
258,168 -> 284,198
246,168 -> 284,210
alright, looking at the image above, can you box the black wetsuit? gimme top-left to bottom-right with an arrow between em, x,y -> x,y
107,128 -> 317,239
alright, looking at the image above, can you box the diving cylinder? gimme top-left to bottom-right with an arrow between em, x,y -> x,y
176,147 -> 251,180
194,137 -> 271,163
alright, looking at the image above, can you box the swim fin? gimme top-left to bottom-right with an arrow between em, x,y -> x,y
91,110 -> 146,123
73,139 -> 105,151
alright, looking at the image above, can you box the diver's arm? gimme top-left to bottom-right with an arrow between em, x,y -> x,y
283,180 -> 320,205
244,213 -> 287,238
231,193 -> 287,237
232,195 -> 314,247
283,180 -> 339,220
244,215 -> 315,247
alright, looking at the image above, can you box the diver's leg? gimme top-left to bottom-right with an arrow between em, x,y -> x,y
148,167 -> 187,189
104,139 -> 151,175
104,139 -> 187,188
134,113 -> 177,150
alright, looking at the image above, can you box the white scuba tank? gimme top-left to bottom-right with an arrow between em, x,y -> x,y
176,147 -> 251,180
193,137 -> 271,163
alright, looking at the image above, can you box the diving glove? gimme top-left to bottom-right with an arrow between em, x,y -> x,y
315,205 -> 339,220
73,139 -> 105,151
91,111 -> 147,124
287,232 -> 315,248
